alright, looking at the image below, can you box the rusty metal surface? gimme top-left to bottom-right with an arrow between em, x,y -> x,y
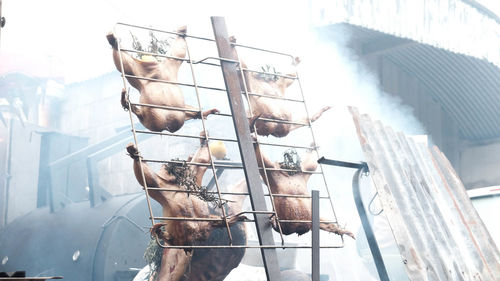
211,16 -> 282,281
350,107 -> 500,281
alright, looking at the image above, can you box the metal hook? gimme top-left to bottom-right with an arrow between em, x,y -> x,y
368,192 -> 383,216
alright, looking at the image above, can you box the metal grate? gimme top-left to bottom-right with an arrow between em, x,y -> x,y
113,17 -> 344,280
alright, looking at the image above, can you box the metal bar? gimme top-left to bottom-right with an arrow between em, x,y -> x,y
211,16 -> 281,281
294,75 -> 340,239
141,158 -> 243,168
119,48 -> 188,62
124,74 -> 227,92
129,102 -> 232,117
134,130 -> 236,140
135,129 -> 315,150
240,67 -> 298,80
185,35 -> 234,244
311,190 -> 320,281
116,22 -> 215,42
237,46 -> 296,244
232,42 -> 294,59
317,157 -> 367,170
257,116 -> 309,127
246,91 -> 304,103
206,168 -> 224,190
114,24 -> 157,228
145,187 -> 331,199
352,166 -> 390,281
156,244 -> 344,249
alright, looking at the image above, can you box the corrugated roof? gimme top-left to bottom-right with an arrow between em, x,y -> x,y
386,43 -> 500,140
350,107 -> 500,281
320,22 -> 500,141
312,0 -> 500,68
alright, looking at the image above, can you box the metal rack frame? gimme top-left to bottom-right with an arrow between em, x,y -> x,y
114,16 -> 345,281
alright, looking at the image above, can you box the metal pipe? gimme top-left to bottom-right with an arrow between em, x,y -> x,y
312,190 -> 320,281
352,167 -> 390,281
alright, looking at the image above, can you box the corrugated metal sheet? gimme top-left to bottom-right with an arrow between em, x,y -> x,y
350,107 -> 500,281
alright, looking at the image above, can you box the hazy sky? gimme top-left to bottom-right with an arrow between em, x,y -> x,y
0,0 -> 311,83
1,0 -> 499,83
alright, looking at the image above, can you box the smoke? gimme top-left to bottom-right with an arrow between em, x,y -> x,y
1,1 -> 428,280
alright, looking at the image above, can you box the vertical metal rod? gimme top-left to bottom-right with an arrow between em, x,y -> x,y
352,167 -> 390,281
295,76 -> 339,226
211,16 -> 281,281
184,37 -> 233,244
311,189 -> 320,281
237,52 -> 286,246
114,26 -> 157,226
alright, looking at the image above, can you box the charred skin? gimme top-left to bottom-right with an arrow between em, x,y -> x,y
255,143 -> 355,239
239,55 -> 331,137
107,26 -> 218,133
127,139 -> 248,281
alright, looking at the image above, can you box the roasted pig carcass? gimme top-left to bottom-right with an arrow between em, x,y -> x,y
107,26 -> 218,132
254,143 -> 354,238
127,136 -> 246,281
232,38 -> 330,138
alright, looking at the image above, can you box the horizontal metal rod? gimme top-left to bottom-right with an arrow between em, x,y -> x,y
154,216 -> 235,222
257,141 -> 313,150
317,157 -> 367,170
156,244 -> 344,249
129,102 -> 232,117
141,158 -> 319,174
152,216 -> 336,224
119,48 -> 188,62
262,167 -> 321,174
116,22 -> 215,42
240,67 -> 297,80
124,74 -> 227,92
232,42 -> 294,58
246,92 -> 304,103
142,158 -> 243,169
279,219 -> 336,224
134,129 -> 314,151
130,102 -> 198,113
257,117 -> 309,127
134,130 -> 237,142
193,56 -> 239,65
144,188 -> 330,199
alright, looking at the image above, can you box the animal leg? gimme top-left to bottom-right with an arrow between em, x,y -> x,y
288,106 -> 332,132
155,247 -> 193,281
319,219 -> 355,239
184,105 -> 219,121
107,32 -> 143,90
120,89 -> 143,120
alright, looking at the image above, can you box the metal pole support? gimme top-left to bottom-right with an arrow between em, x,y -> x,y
311,190 -> 320,281
353,166 -> 390,281
211,16 -> 281,281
